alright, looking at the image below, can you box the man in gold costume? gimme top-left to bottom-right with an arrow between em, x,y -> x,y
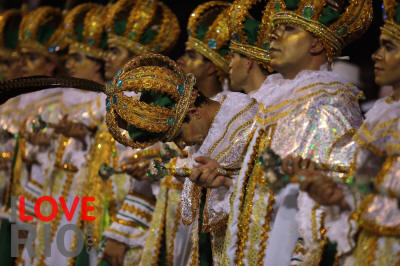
286,1 -> 400,265
227,0 -> 272,96
190,0 -> 372,265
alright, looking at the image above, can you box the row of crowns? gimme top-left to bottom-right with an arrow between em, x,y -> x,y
381,0 -> 400,41
0,0 -> 181,61
0,0 -> 375,66
228,0 -> 373,64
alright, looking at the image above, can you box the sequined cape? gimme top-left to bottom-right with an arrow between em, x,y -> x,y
350,98 -> 400,265
222,67 -> 364,266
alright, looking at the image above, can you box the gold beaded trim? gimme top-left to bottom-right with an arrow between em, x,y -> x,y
69,41 -> 105,59
186,36 -> 229,73
120,203 -> 153,223
230,40 -> 271,64
108,34 -> 149,55
164,73 -> 197,141
381,21 -> 400,41
272,11 -> 344,59
18,40 -> 57,61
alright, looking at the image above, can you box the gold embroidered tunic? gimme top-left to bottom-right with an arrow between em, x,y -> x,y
349,98 -> 400,266
222,68 -> 364,266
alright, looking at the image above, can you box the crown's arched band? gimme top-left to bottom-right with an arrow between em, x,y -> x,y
230,40 -> 271,65
186,36 -> 230,73
272,11 -> 345,59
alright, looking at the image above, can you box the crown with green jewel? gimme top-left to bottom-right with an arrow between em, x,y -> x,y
381,0 -> 400,41
64,3 -> 108,59
272,0 -> 373,60
105,53 -> 197,148
186,1 -> 232,74
229,0 -> 277,66
18,6 -> 66,60
105,0 -> 180,55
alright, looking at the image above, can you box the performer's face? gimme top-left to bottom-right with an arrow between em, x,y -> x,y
20,48 -> 56,77
372,33 -> 400,87
0,58 -> 22,80
65,47 -> 102,81
105,44 -> 132,81
229,52 -> 249,92
269,24 -> 315,77
178,48 -> 210,81
177,105 -> 210,148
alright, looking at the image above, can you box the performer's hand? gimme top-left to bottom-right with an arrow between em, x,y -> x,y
26,131 -> 52,148
300,175 -> 351,211
189,156 -> 232,188
282,155 -> 350,211
54,115 -> 89,148
124,159 -> 150,181
103,239 -> 127,266
281,155 -> 318,177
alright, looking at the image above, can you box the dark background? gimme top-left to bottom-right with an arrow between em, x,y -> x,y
0,0 -> 384,101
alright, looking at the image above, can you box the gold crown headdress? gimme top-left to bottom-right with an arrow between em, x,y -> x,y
0,9 -> 23,59
105,0 -> 180,55
65,3 -> 107,59
229,0 -> 276,65
105,53 -> 197,148
381,0 -> 400,41
272,0 -> 373,60
186,1 -> 232,74
18,6 -> 65,60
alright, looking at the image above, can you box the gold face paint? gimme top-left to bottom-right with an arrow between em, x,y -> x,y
229,52 -> 249,92
20,47 -> 54,77
65,47 -> 101,80
177,47 -> 209,81
0,58 -> 22,80
373,33 -> 400,87
269,24 -> 314,77
105,44 -> 132,81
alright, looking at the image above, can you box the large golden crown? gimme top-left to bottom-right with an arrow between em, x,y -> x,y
186,1 -> 231,73
18,6 -> 65,60
229,0 -> 276,65
105,53 -> 197,148
0,9 -> 22,59
381,0 -> 400,40
105,0 -> 180,55
64,3 -> 107,59
272,0 -> 373,60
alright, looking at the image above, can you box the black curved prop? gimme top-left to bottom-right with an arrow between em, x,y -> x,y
0,76 -> 105,105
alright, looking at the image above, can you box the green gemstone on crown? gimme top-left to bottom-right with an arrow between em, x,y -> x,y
177,84 -> 184,94
275,1 -> 280,11
262,42 -> 270,51
129,31 -> 136,40
336,24 -> 348,36
303,6 -> 314,19
167,117 -> 175,126
208,39 -> 217,49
